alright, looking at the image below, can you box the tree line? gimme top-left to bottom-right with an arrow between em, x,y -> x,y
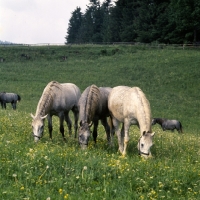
65,0 -> 200,44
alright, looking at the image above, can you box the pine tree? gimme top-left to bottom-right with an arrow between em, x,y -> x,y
65,7 -> 83,43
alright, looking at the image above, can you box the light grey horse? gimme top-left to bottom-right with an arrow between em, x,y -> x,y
0,92 -> 21,110
152,118 -> 183,133
78,85 -> 112,149
108,86 -> 155,158
31,81 -> 81,142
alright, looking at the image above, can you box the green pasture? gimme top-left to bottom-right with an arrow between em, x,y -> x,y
0,44 -> 200,199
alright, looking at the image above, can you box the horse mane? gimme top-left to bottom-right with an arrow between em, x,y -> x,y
155,118 -> 165,124
134,87 -> 152,132
36,81 -> 61,116
84,85 -> 100,123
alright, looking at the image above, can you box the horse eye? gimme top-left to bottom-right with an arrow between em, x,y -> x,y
141,143 -> 144,148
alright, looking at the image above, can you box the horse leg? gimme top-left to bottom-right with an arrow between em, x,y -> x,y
107,116 -> 114,146
14,102 -> 17,110
12,102 -> 16,110
59,114 -> 66,141
123,119 -> 130,156
47,115 -> 53,139
92,120 -> 98,144
112,118 -> 123,153
72,106 -> 79,138
1,101 -> 6,109
64,112 -> 72,136
101,118 -> 110,143
0,102 -> 3,109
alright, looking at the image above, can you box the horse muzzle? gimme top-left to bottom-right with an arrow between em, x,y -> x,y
139,151 -> 152,158
80,143 -> 88,150
32,133 -> 42,142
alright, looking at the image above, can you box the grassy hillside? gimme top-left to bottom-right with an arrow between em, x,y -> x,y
0,44 -> 200,199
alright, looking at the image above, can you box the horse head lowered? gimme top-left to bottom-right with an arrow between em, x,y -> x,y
78,85 -> 112,149
137,131 -> 155,158
31,114 -> 48,142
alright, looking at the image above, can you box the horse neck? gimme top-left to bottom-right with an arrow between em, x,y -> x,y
156,118 -> 164,125
36,92 -> 52,117
137,110 -> 152,134
136,104 -> 152,134
139,120 -> 152,135
81,85 -> 100,123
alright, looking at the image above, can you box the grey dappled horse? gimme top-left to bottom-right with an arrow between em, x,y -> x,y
0,92 -> 21,110
78,85 -> 112,149
152,118 -> 183,133
31,81 -> 81,142
108,86 -> 155,158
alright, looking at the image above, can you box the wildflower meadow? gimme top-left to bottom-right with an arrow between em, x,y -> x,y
0,44 -> 200,199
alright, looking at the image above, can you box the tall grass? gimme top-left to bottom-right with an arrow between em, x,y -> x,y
0,45 -> 200,199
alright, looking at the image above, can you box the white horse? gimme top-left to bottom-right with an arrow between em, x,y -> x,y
108,86 -> 155,158
31,81 -> 81,142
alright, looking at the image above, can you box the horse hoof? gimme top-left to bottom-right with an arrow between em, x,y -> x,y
122,151 -> 126,157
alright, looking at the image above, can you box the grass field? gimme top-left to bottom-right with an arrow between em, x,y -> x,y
0,44 -> 200,199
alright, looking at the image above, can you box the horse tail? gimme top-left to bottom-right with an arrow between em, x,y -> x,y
179,121 -> 183,133
17,94 -> 21,101
108,115 -> 115,136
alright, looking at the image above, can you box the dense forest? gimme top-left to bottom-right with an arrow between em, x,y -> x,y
65,0 -> 200,44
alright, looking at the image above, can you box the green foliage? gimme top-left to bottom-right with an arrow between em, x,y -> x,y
0,45 -> 200,199
65,0 -> 200,44
66,7 -> 83,43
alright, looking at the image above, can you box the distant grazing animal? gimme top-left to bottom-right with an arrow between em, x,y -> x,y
108,86 -> 155,158
78,85 -> 112,149
0,92 -> 21,110
152,118 -> 183,133
21,53 -> 30,59
31,81 -> 81,142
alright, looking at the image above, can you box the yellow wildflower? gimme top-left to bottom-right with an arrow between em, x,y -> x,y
59,189 -> 63,194
64,194 -> 69,199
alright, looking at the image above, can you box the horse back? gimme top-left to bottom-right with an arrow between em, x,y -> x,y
164,119 -> 182,129
36,81 -> 80,116
52,83 -> 81,111
108,86 -> 131,121
0,92 -> 20,102
126,87 -> 152,127
109,86 -> 152,131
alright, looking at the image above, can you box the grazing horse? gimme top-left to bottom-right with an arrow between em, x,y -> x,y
78,84 -> 112,149
108,86 -> 155,158
0,92 -> 21,110
31,81 -> 81,142
152,118 -> 183,133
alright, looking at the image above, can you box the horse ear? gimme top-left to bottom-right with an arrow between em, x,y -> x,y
31,113 -> 35,119
151,132 -> 155,137
89,121 -> 93,127
41,114 -> 48,120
